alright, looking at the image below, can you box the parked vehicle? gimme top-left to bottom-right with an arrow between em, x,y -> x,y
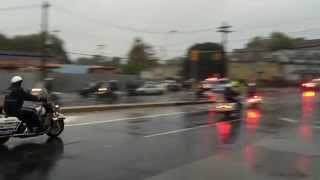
167,81 -> 182,92
126,83 -> 140,96
211,78 -> 231,93
136,84 -> 165,95
197,78 -> 231,99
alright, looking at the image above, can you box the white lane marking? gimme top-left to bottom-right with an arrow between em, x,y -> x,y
65,109 -> 208,127
279,117 -> 299,123
144,125 -> 210,138
64,116 -> 80,123
144,119 -> 241,138
279,117 -> 320,129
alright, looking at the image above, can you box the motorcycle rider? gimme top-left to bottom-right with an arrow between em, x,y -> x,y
224,81 -> 242,111
247,82 -> 257,97
224,82 -> 240,101
3,76 -> 45,133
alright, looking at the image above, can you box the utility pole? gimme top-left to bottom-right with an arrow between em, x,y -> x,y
217,22 -> 232,77
162,30 -> 178,60
40,1 -> 50,80
217,22 -> 233,52
96,44 -> 106,63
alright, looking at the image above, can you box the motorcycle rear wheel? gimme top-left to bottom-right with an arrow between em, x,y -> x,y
0,137 -> 10,145
47,120 -> 64,137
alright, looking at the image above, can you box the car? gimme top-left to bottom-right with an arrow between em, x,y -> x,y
301,79 -> 320,92
167,82 -> 181,92
161,80 -> 181,92
211,78 -> 231,93
136,84 -> 165,95
79,81 -> 120,99
197,78 -> 231,99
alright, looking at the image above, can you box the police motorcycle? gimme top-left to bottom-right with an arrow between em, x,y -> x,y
0,87 -> 65,145
212,93 -> 242,120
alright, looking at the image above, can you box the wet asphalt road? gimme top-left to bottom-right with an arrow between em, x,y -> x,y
1,88 -> 320,180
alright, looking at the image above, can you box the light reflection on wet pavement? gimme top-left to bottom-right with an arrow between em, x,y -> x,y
0,89 -> 320,180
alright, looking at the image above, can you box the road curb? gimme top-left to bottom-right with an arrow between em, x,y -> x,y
61,100 -> 211,113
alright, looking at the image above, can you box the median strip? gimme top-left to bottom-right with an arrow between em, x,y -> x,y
61,100 -> 211,113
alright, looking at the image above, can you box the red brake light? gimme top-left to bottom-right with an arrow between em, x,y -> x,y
247,96 -> 263,103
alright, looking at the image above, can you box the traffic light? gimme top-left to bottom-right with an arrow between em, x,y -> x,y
212,51 -> 222,61
190,50 -> 199,61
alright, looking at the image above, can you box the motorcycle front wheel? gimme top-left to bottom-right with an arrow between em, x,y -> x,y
47,120 -> 64,137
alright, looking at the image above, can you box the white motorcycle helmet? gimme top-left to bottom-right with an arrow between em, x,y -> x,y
11,76 -> 23,84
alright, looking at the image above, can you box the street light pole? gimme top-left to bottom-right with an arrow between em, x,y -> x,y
40,1 -> 50,80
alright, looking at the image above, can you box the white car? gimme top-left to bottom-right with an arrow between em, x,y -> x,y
211,78 -> 231,93
136,84 -> 165,95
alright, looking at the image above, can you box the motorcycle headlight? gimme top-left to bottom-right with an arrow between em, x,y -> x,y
98,88 -> 108,92
215,103 -> 235,110
31,88 -> 42,96
55,105 -> 60,110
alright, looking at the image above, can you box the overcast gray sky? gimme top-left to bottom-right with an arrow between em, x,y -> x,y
1,0 -> 320,60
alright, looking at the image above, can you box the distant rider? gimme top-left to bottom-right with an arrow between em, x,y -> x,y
224,81 -> 242,111
247,82 -> 257,97
224,81 -> 241,103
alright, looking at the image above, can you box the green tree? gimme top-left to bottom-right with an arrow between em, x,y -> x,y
123,38 -> 158,74
182,42 -> 227,80
246,32 -> 302,51
268,32 -> 295,51
246,36 -> 269,49
0,33 -> 70,63
47,35 -> 70,64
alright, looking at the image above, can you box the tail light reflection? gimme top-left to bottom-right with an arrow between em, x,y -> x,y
245,109 -> 261,132
216,121 -> 231,142
302,91 -> 315,97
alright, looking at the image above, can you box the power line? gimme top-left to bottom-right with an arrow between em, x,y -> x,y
67,51 -> 99,57
53,5 -> 219,35
236,15 -> 320,33
0,4 -> 39,12
52,5 -> 164,35
228,27 -> 320,45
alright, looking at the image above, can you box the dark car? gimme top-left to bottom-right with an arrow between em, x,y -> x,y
79,81 -> 119,99
79,82 -> 103,97
167,82 -> 181,92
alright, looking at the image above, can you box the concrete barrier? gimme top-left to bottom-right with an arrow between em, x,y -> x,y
61,100 -> 211,113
